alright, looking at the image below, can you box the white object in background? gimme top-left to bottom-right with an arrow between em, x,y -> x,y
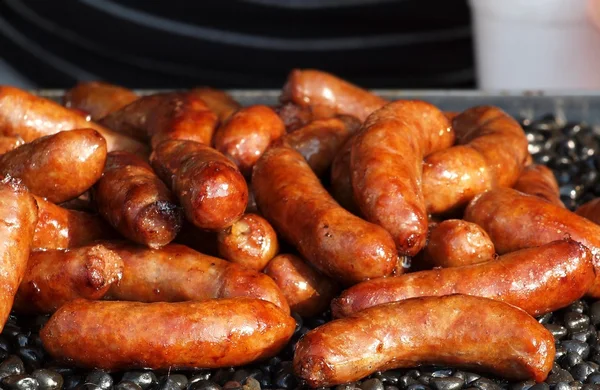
469,0 -> 600,90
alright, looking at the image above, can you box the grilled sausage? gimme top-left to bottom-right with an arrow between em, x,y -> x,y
253,145 -> 398,284
190,87 -> 241,123
151,140 -> 248,230
350,101 -> 454,256
94,151 -> 182,248
0,86 -> 148,156
33,195 -> 115,251
100,92 -> 218,148
0,177 -> 38,331
423,106 -> 529,214
14,245 -> 123,314
64,81 -> 138,121
513,164 -> 563,207
41,298 -> 295,370
330,135 -> 360,214
576,197 -> 600,225
275,102 -> 337,132
332,239 -> 594,318
423,219 -> 495,268
216,213 -> 279,271
213,105 -> 286,176
296,295 -> 555,387
281,69 -> 387,122
276,116 -> 361,177
264,254 -> 338,317
174,222 -> 219,257
0,129 -> 107,203
104,242 -> 289,314
0,136 -> 24,154
464,188 -> 600,297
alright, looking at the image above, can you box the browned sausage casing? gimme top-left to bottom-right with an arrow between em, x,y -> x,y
264,254 -> 339,317
14,245 -> 123,314
217,213 -> 279,271
0,177 -> 38,331
423,219 -> 495,268
513,164 -> 563,207
277,116 -> 361,177
576,198 -> 600,225
94,151 -> 182,248
275,102 -> 337,132
423,106 -> 529,214
63,81 -> 138,121
33,195 -> 115,251
0,86 -> 148,156
350,101 -> 454,256
190,87 -> 241,123
104,242 -> 290,314
464,188 -> 600,297
296,295 -> 555,387
0,136 -> 24,154
281,69 -> 387,122
0,129 -> 107,203
213,105 -> 286,176
100,92 -> 218,148
252,146 -> 398,284
151,140 -> 248,230
41,298 -> 295,370
332,239 -> 594,318
330,135 -> 360,214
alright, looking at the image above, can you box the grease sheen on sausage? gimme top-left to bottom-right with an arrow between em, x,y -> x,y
0,136 -> 24,155
296,295 -> 555,387
41,298 -> 296,370
64,81 -> 138,121
190,87 -> 241,123
513,164 -> 563,207
350,100 -> 454,256
253,145 -> 398,284
332,239 -> 594,318
576,197 -> 600,225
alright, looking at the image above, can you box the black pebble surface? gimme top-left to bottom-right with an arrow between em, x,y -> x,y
5,115 -> 600,389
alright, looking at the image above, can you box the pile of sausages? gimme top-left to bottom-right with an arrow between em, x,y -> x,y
0,70 -> 599,387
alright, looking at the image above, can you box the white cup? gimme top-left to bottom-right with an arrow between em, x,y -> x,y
469,0 -> 600,90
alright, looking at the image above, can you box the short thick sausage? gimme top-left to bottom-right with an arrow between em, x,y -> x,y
150,140 -> 248,230
332,239 -> 594,317
94,151 -> 182,248
275,102 -> 337,132
41,298 -> 296,370
64,81 -> 138,121
350,100 -> 454,256
253,146 -> 398,284
190,87 -> 241,123
513,164 -> 563,207
0,129 -> 107,203
14,244 -> 123,314
296,295 -> 555,387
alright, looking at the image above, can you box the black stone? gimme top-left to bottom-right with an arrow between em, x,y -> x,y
1,375 -> 39,390
31,369 -> 63,390
361,378 -> 385,390
429,377 -> 463,390
122,371 -> 158,390
84,370 -> 113,390
115,381 -> 143,390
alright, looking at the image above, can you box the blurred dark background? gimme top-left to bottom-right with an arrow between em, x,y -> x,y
0,0 -> 473,89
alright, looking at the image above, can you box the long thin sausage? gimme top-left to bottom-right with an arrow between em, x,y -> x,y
64,81 -> 138,121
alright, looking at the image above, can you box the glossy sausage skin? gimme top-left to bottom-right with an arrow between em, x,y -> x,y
351,101 -> 454,256
104,243 -> 290,314
277,116 -> 361,177
253,146 -> 398,284
33,195 -> 115,251
0,177 -> 38,331
0,136 -> 24,154
213,105 -> 286,176
217,213 -> 279,271
100,92 -> 218,148
0,129 -> 107,203
63,81 -> 138,121
94,151 -> 182,249
330,135 -> 360,214
0,86 -> 148,156
332,239 -> 594,318
513,164 -> 563,207
275,102 -> 337,132
296,295 -> 555,387
465,188 -> 600,297
423,106 -> 529,214
423,219 -> 495,268
41,298 -> 296,370
576,198 -> 600,225
190,87 -> 241,123
14,245 -> 123,314
264,254 -> 338,317
151,140 -> 248,230
281,69 -> 387,122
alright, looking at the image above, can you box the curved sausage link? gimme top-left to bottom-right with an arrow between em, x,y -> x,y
253,145 -> 398,285
423,106 -> 529,214
513,164 -> 563,207
296,295 -> 555,387
576,198 -> 600,225
350,100 -> 454,256
64,81 -> 138,121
